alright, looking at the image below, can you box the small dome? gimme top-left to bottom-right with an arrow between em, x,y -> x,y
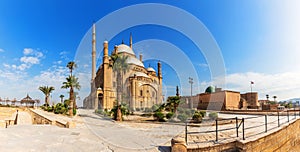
126,56 -> 144,67
117,44 -> 135,56
205,86 -> 215,93
130,72 -> 149,78
147,67 -> 156,72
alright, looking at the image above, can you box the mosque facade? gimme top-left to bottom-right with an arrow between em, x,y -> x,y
83,24 -> 163,110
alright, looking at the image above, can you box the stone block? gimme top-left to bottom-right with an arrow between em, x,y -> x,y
66,121 -> 76,128
171,138 -> 187,152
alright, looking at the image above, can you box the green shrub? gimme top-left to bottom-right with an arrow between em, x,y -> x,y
209,112 -> 218,120
47,106 -> 54,112
154,111 -> 165,121
177,113 -> 188,122
199,111 -> 206,117
53,103 -> 68,114
135,108 -> 140,111
192,112 -> 202,122
166,112 -> 174,119
111,103 -> 130,120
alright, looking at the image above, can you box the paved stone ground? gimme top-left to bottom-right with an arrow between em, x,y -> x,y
1,109 -> 298,152
79,109 -> 184,152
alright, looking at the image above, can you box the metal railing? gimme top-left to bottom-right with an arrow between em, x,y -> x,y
185,109 -> 300,144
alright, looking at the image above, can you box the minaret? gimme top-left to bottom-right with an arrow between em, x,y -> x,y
158,61 -> 162,80
157,61 -> 163,104
91,23 -> 96,81
129,32 -> 132,49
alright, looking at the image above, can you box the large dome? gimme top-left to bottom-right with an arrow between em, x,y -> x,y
205,86 -> 215,93
117,44 -> 135,56
126,56 -> 144,67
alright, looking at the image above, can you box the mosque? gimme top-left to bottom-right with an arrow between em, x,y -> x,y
83,24 -> 163,110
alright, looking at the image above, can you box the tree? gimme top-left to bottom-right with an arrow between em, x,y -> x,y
166,96 -> 181,114
61,75 -> 81,116
63,61 -> 79,116
67,61 -> 77,77
59,95 -> 64,103
273,96 -> 277,102
266,94 -> 269,101
38,86 -> 55,106
111,54 -> 129,121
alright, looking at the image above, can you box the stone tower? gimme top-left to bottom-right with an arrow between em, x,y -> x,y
102,41 -> 114,109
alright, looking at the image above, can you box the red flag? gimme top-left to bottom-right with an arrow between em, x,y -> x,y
251,81 -> 254,84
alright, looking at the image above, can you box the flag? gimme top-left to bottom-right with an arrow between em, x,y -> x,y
251,81 -> 254,84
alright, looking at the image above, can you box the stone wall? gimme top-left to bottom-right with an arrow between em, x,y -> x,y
28,109 -> 73,128
173,119 -> 300,152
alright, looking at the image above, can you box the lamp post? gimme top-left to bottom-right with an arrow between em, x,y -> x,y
189,77 -> 193,109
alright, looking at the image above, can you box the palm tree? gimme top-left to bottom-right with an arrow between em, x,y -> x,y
273,96 -> 277,102
111,54 -> 129,121
59,95 -> 64,103
61,76 -> 81,116
67,61 -> 77,77
38,86 -> 55,106
64,61 -> 78,116
266,94 -> 269,101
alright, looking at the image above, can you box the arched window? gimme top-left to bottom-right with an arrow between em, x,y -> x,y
140,90 -> 143,96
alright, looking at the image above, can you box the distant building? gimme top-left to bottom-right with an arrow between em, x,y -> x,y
181,86 -> 259,110
241,92 -> 259,109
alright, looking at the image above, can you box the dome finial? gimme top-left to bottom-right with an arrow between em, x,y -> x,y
122,39 -> 124,44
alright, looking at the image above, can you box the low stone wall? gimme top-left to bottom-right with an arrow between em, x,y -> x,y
0,107 -> 19,128
236,119 -> 300,152
28,109 -> 72,128
172,119 -> 300,152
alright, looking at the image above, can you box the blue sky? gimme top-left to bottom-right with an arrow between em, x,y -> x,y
0,1 -> 300,105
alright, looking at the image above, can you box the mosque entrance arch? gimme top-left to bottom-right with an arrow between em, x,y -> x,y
98,93 -> 103,109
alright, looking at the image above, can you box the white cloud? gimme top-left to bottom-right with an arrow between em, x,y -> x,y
18,63 -> 30,71
20,56 -> 40,64
23,48 -> 33,55
0,48 -> 5,52
59,51 -> 69,60
2,48 -> 44,71
203,72 -> 300,101
3,63 -> 10,68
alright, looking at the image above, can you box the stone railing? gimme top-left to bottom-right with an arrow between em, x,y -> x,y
28,109 -> 75,128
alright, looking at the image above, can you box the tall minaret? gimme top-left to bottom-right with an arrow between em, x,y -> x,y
91,23 -> 96,81
129,32 -> 132,49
